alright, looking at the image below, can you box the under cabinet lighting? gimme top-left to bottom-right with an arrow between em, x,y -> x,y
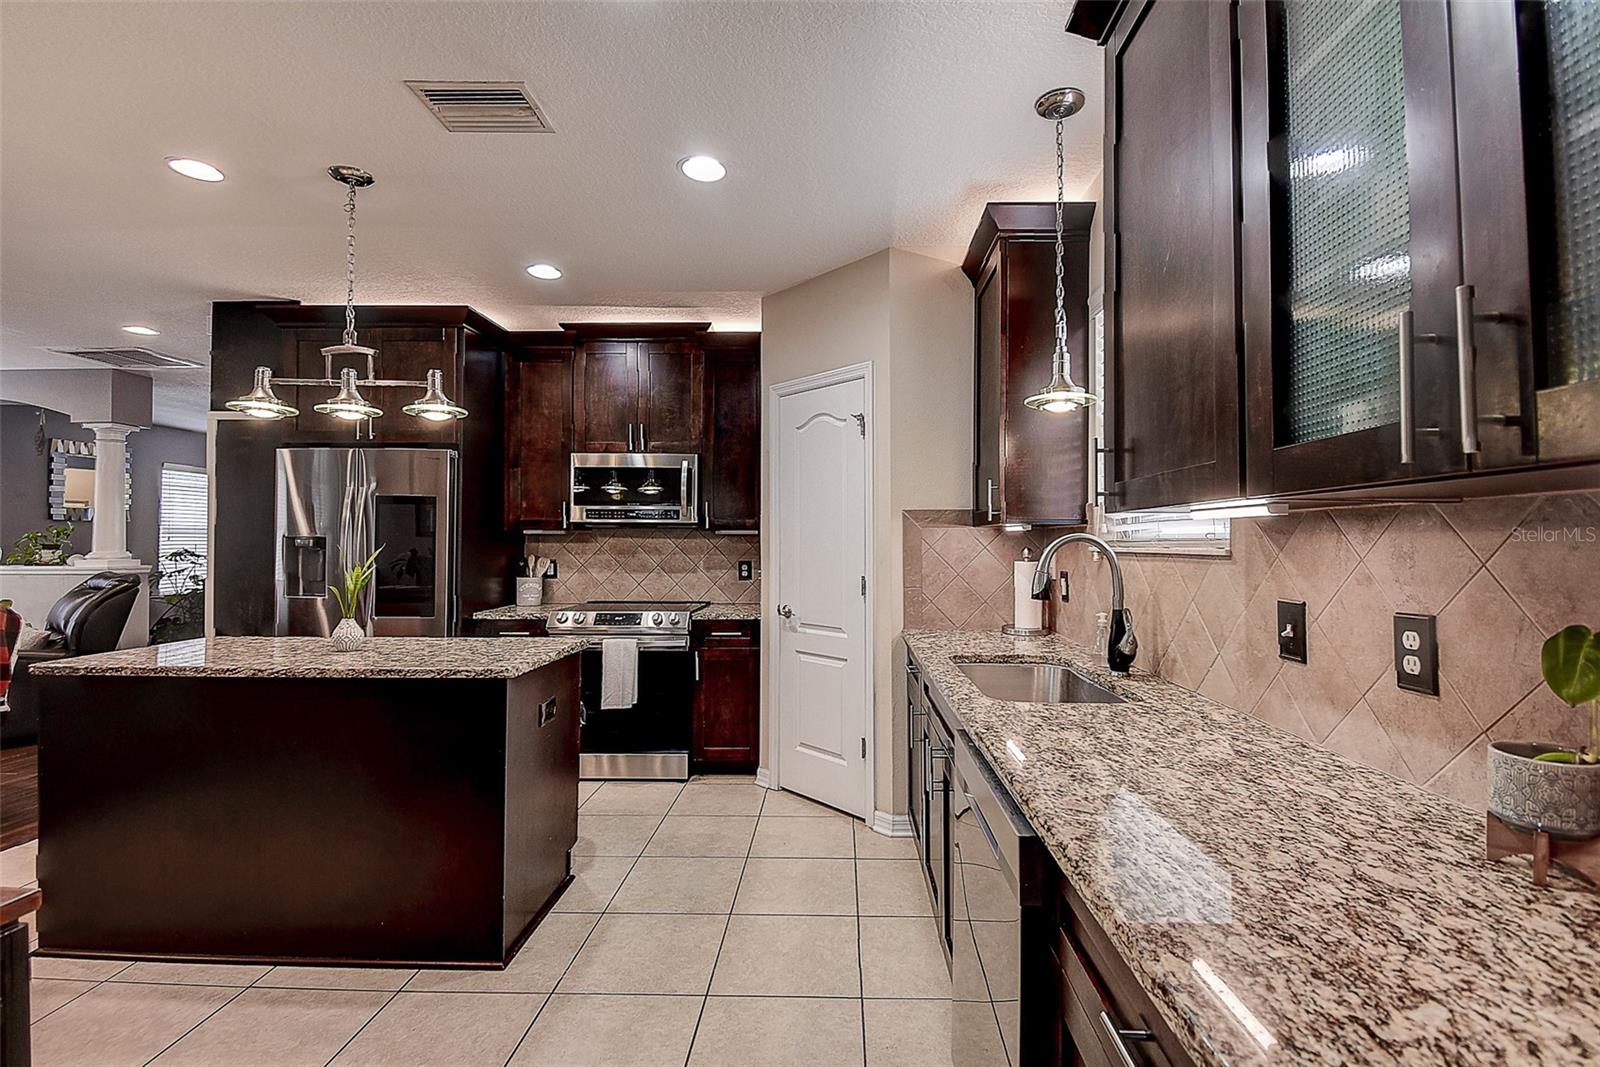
1188,498 -> 1288,520
120,324 -> 161,336
165,157 -> 225,182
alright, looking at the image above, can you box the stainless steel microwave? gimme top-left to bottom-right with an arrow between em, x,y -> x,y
569,453 -> 699,525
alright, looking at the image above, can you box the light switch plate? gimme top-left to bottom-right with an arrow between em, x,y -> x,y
1393,613 -> 1439,696
1277,600 -> 1308,663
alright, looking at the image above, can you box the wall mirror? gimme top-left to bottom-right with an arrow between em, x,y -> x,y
49,438 -> 132,521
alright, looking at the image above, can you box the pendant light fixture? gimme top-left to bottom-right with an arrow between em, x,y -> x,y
224,166 -> 467,426
1023,88 -> 1097,415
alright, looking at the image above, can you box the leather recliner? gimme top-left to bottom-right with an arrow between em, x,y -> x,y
2,571 -> 142,746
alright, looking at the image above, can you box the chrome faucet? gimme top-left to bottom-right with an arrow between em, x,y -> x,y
1030,532 -> 1138,675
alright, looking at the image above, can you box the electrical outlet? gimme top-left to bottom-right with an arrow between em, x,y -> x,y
1276,600 -> 1308,663
1393,613 -> 1439,696
546,559 -> 558,579
1059,571 -> 1070,601
737,560 -> 754,581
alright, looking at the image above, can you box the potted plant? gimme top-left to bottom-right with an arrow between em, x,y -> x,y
329,546 -> 383,652
148,548 -> 206,645
1489,625 -> 1600,840
5,522 -> 76,565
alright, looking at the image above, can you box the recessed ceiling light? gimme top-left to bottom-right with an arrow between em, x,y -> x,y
525,263 -> 563,280
165,157 -> 225,182
120,324 -> 160,336
678,155 -> 726,183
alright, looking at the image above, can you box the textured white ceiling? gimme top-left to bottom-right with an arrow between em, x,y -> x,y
0,0 -> 1104,430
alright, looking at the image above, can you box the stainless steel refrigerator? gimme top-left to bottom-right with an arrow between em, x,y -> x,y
274,447 -> 458,638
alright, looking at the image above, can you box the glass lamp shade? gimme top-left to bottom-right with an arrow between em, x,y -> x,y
1023,361 -> 1097,414
314,367 -> 383,421
225,367 -> 300,419
401,369 -> 468,421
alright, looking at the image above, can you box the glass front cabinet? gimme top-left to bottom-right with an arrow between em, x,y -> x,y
1084,0 -> 1600,509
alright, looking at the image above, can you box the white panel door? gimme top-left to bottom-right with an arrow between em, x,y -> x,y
776,375 -> 868,815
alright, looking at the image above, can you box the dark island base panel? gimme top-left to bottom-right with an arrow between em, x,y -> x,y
33,661 -> 580,969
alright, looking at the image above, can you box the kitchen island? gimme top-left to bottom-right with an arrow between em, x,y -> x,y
28,636 -> 589,969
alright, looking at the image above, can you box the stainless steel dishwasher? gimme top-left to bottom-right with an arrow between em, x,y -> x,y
950,728 -> 1052,1067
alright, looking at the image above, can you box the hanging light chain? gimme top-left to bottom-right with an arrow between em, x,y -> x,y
1054,115 -> 1067,375
343,181 -> 359,347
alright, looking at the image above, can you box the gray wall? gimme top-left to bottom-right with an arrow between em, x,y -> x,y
0,402 -> 206,623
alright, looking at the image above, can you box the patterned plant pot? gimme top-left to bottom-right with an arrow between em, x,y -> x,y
330,617 -> 366,653
1488,741 -> 1600,839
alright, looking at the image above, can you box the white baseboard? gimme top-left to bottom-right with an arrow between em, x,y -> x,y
869,810 -> 912,837
754,766 -> 772,790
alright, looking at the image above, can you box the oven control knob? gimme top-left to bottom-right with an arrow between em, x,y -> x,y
573,612 -> 587,624
650,612 -> 664,626
554,612 -> 569,625
668,613 -> 683,625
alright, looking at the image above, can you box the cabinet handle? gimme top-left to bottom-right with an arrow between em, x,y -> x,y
693,651 -> 700,681
561,500 -> 569,530
628,423 -> 635,451
985,479 -> 998,521
708,630 -> 744,638
1455,284 -> 1480,457
1097,1011 -> 1155,1067
639,422 -> 647,450
1397,311 -> 1442,465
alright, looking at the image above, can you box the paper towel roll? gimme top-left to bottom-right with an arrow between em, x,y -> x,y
1012,560 -> 1043,631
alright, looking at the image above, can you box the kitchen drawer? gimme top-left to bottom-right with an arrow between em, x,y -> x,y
693,620 -> 757,647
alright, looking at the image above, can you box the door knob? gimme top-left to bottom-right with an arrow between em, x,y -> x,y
776,604 -> 794,618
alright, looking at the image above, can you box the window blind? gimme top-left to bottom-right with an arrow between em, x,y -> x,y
157,464 -> 208,594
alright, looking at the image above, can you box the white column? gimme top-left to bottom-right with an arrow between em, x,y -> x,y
81,422 -> 139,563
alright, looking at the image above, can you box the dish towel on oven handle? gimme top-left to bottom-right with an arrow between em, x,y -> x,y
600,637 -> 640,710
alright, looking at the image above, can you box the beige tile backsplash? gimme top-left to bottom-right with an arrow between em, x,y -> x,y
522,530 -> 761,606
903,492 -> 1600,810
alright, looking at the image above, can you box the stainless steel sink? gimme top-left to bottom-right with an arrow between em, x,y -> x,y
956,662 -> 1126,704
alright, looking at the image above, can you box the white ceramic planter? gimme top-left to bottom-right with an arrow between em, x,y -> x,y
331,617 -> 366,653
1488,741 -> 1600,839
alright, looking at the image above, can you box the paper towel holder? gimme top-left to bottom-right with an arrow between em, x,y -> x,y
1002,548 -> 1051,638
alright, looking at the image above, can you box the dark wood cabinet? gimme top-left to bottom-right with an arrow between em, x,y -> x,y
1099,0 -> 1244,511
505,347 -> 574,529
692,621 -> 759,771
574,341 -> 638,452
704,344 -> 761,530
1075,0 -> 1600,508
965,203 -> 1095,526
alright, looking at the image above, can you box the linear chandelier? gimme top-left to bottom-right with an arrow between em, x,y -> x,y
226,166 -> 467,424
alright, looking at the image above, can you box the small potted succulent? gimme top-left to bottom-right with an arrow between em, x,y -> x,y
329,546 -> 383,652
1489,625 -> 1600,839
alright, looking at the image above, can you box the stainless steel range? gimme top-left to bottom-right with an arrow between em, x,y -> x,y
549,601 -> 707,780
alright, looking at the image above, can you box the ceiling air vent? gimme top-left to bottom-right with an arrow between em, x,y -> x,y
47,347 -> 203,370
405,81 -> 553,133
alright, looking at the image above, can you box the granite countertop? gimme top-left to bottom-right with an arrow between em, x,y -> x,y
903,628 -> 1600,1067
474,602 -> 761,622
28,636 -> 591,680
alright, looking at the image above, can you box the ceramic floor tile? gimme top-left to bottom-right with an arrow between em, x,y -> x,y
553,855 -> 637,912
109,961 -> 271,986
865,998 -> 954,1067
668,782 -> 767,816
329,991 -> 545,1067
558,913 -> 727,995
149,986 -> 390,1066
733,858 -> 857,915
854,823 -> 918,860
30,980 -> 239,1067
29,956 -> 132,981
749,816 -> 856,858
709,914 -> 860,997
574,814 -> 664,856
856,859 -> 935,916
860,917 -> 951,999
254,966 -> 418,991
404,913 -> 598,993
580,781 -> 685,815
30,978 -> 95,1022
688,995 -> 865,1067
608,857 -> 745,913
643,815 -> 756,857
508,993 -> 705,1067
759,790 -> 847,817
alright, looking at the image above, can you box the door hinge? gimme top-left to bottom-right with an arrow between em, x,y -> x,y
861,737 -> 867,758
852,412 -> 865,437
860,575 -> 867,597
